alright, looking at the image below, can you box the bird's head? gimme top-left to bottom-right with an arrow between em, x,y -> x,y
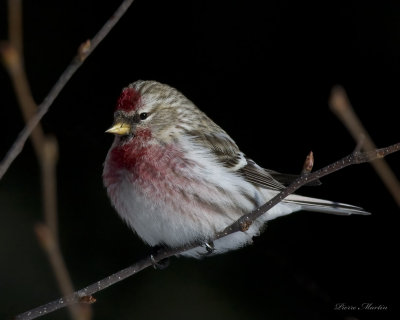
106,80 -> 199,145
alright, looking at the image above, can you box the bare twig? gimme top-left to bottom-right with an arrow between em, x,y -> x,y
219,143 -> 399,237
35,224 -> 91,320
8,0 -> 23,56
330,86 -> 400,206
0,0 -> 136,180
40,136 -> 59,238
2,1 -> 96,319
1,40 -> 45,163
15,142 -> 400,320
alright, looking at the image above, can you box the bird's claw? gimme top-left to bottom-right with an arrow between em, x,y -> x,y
204,241 -> 215,254
150,254 -> 170,270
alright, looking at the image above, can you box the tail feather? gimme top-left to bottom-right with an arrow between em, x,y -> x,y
283,194 -> 370,216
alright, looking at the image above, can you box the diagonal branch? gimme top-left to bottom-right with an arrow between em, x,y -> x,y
330,86 -> 400,206
0,0 -> 136,180
15,142 -> 400,320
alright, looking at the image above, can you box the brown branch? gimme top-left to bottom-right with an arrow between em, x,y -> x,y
330,86 -> 400,206
5,0 -> 59,235
8,0 -> 23,57
0,0 -> 136,180
15,142 -> 400,320
35,224 -> 91,320
2,1 -> 96,319
40,136 -> 59,239
2,35 -> 45,164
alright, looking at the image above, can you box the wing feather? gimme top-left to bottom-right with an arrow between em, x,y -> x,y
185,129 -> 287,191
183,119 -> 314,192
238,158 -> 285,191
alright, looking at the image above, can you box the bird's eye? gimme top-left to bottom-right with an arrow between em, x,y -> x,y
139,112 -> 148,120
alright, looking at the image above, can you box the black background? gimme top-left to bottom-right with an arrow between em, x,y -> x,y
0,1 -> 398,319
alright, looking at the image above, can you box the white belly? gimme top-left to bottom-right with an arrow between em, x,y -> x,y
108,171 -> 298,258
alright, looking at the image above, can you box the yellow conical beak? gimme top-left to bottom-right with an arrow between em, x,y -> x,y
105,122 -> 131,136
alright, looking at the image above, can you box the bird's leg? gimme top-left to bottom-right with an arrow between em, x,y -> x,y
150,245 -> 170,270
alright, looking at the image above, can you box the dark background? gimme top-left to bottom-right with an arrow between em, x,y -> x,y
0,1 -> 398,319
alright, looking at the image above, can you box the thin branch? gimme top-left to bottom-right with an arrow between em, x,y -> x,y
40,136 -> 59,239
4,4 -> 60,236
330,85 -> 400,206
0,0 -> 136,180
2,41 -> 82,318
8,0 -> 23,57
35,224 -> 91,320
3,18 -> 45,164
15,142 -> 400,320
2,1 -> 96,319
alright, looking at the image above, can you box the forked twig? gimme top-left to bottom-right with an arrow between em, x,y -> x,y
0,0 -> 136,180
2,1 -> 136,319
15,142 -> 400,320
2,1 -> 96,319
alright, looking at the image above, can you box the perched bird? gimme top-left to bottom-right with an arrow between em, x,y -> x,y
103,80 -> 368,258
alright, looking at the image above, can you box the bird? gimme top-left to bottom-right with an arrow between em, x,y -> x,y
103,80 -> 369,258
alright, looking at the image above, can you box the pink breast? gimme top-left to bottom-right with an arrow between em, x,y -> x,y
105,139 -> 193,198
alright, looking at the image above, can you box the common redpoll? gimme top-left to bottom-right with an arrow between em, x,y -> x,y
103,80 -> 368,258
